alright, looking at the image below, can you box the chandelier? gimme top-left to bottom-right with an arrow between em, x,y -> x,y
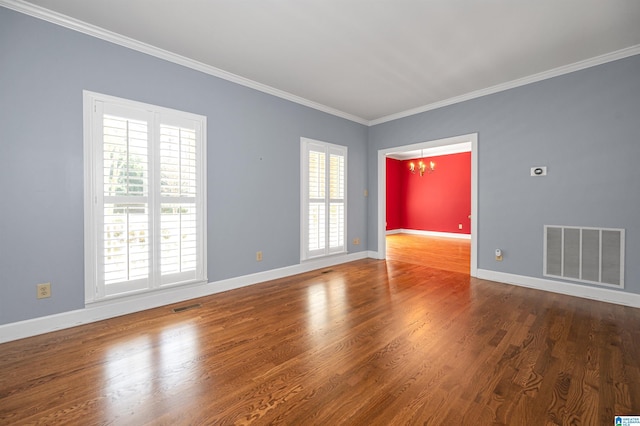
409,150 -> 435,176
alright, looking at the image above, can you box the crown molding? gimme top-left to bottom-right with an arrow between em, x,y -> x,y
369,44 -> 640,126
0,0 -> 369,126
2,0 -> 639,128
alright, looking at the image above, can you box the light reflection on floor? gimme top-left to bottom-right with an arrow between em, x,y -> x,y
159,323 -> 199,390
104,335 -> 154,417
306,277 -> 347,338
103,321 -> 200,420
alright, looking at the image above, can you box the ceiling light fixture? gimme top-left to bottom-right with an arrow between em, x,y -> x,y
409,150 -> 435,176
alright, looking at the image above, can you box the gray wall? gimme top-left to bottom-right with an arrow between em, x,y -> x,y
368,54 -> 640,294
0,7 -> 368,325
2,5 -> 639,328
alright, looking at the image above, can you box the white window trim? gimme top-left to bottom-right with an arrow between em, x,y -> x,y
83,90 -> 207,303
300,137 -> 348,261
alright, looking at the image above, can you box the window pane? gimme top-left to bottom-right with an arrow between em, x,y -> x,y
160,125 -> 197,197
329,154 -> 344,199
309,151 -> 325,199
161,203 -> 197,275
329,202 -> 344,248
103,115 -> 148,197
308,202 -> 326,251
103,203 -> 149,285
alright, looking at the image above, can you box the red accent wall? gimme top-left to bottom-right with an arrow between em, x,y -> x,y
386,152 -> 471,234
386,158 -> 403,230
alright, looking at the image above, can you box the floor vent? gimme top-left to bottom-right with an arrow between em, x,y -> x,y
172,303 -> 202,313
321,269 -> 334,274
544,225 -> 624,288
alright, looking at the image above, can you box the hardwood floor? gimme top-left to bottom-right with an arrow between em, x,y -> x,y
1,235 -> 639,425
386,233 -> 471,274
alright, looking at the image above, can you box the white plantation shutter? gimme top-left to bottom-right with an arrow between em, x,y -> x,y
84,92 -> 206,302
99,106 -> 152,296
308,149 -> 326,253
301,138 -> 347,260
159,122 -> 199,283
103,203 -> 149,288
328,151 -> 345,253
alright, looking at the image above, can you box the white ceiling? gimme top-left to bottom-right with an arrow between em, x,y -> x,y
10,0 -> 640,123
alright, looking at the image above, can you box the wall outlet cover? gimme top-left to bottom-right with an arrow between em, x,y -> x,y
37,283 -> 51,299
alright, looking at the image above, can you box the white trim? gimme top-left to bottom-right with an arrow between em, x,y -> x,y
0,0 -> 368,126
300,137 -> 348,261
377,133 -> 478,277
388,229 -> 471,240
476,269 -> 640,309
0,251 -> 369,344
5,252 -> 638,343
2,0 -> 639,127
83,90 -> 208,302
369,45 -> 640,126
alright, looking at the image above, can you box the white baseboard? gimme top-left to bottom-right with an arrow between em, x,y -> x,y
476,269 -> 640,308
0,251 -> 369,344
5,255 -> 637,344
387,229 -> 471,240
368,250 -> 383,260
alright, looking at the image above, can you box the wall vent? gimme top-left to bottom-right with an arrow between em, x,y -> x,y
172,303 -> 202,313
544,226 -> 624,288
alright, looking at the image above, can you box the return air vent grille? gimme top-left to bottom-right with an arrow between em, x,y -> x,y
544,226 -> 624,288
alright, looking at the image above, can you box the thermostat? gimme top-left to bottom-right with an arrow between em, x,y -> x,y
531,166 -> 547,176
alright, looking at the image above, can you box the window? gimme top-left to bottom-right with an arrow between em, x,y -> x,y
84,91 -> 207,302
301,138 -> 347,260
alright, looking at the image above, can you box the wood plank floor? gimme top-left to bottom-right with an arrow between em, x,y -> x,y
386,233 -> 471,274
2,235 -> 640,425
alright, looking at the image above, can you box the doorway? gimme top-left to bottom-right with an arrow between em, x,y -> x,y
376,133 -> 478,276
